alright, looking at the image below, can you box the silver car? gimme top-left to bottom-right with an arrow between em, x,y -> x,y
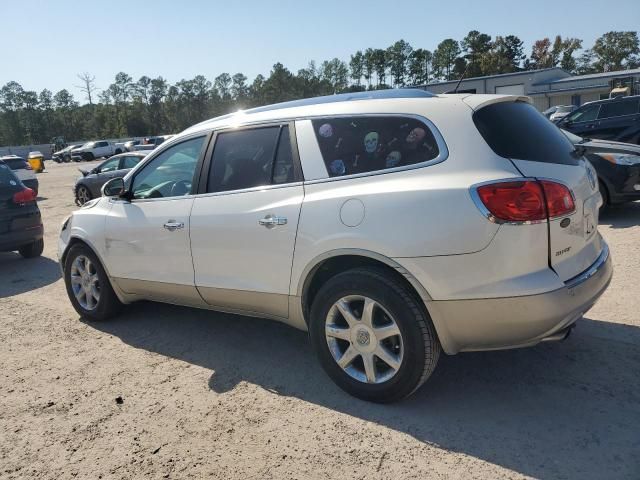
74,152 -> 146,205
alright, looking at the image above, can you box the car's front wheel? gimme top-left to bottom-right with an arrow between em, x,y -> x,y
63,243 -> 122,321
309,267 -> 440,403
76,185 -> 92,205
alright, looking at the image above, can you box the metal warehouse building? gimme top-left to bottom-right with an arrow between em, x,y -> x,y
420,67 -> 640,111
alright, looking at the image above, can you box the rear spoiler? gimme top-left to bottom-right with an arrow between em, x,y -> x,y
462,95 -> 532,112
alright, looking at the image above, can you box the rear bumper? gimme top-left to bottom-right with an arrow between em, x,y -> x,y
0,224 -> 43,252
427,243 -> 613,354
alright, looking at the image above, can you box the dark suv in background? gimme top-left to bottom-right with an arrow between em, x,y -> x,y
558,95 -> 640,144
0,161 -> 43,258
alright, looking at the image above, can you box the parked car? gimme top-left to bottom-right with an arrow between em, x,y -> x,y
52,144 -> 83,163
58,90 -> 612,403
562,129 -> 640,209
74,152 -> 147,205
71,140 -> 120,161
0,155 -> 39,195
549,105 -> 577,123
124,140 -> 141,152
557,95 -> 640,144
0,161 -> 43,258
542,105 -> 561,119
133,135 -> 174,151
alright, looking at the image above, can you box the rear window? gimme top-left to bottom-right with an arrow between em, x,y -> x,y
598,98 -> 639,119
2,158 -> 27,170
0,163 -> 21,191
312,116 -> 440,177
473,101 -> 579,165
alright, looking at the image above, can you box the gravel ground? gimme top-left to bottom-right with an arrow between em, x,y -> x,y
1,160 -> 639,480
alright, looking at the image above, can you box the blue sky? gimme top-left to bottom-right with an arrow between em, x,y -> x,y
2,0 -> 639,101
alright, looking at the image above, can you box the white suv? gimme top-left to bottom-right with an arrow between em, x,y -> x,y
58,90 -> 612,402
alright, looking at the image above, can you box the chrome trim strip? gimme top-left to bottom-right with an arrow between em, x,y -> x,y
564,242 -> 610,289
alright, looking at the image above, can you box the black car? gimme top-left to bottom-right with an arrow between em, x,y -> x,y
0,161 -> 43,258
557,95 -> 640,145
563,129 -> 640,208
74,152 -> 146,205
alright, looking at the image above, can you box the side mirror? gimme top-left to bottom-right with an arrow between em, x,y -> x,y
102,177 -> 126,197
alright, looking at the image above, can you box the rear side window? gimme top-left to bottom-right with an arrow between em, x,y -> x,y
312,116 -> 439,177
207,125 -> 295,193
473,101 -> 579,165
598,98 -> 639,119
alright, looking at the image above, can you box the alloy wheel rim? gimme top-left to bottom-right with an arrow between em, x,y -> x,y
70,255 -> 101,310
325,295 -> 404,384
77,187 -> 90,205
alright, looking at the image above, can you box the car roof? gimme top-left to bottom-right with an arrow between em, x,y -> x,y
110,152 -> 147,159
0,155 -> 25,160
581,94 -> 640,107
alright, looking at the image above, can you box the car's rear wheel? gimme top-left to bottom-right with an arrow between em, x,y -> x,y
76,185 -> 92,205
64,243 -> 122,321
309,267 -> 440,403
19,238 -> 44,258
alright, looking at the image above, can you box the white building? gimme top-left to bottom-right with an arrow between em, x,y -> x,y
420,67 -> 640,111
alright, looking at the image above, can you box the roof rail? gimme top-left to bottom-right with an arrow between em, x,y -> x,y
244,88 -> 435,115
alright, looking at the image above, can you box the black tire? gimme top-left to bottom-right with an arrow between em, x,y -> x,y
309,267 -> 441,403
83,152 -> 94,161
63,243 -> 122,321
18,238 -> 44,258
115,148 -> 122,155
76,185 -> 92,205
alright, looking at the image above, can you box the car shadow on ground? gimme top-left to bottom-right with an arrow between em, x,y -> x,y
0,253 -> 60,297
87,301 -> 640,479
599,200 -> 640,228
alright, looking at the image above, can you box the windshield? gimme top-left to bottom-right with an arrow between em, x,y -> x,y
81,142 -> 95,148
557,106 -> 574,113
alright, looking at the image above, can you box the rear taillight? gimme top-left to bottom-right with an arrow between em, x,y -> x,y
474,179 -> 574,223
539,180 -> 575,218
13,188 -> 37,205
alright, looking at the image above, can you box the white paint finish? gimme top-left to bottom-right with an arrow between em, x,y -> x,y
339,198 -> 365,227
103,198 -> 196,286
395,222 -> 561,300
294,120 -> 329,180
511,158 -> 603,281
190,185 -> 303,298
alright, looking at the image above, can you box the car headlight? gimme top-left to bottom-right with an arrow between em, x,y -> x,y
600,153 -> 640,166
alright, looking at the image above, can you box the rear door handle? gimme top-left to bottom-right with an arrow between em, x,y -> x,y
163,220 -> 184,232
259,214 -> 287,228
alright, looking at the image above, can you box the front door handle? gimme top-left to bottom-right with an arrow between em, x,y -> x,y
163,220 -> 184,232
259,214 -> 287,229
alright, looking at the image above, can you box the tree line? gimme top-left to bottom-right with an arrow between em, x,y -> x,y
1,30 -> 638,147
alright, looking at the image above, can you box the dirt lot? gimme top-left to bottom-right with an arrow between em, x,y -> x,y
1,160 -> 639,480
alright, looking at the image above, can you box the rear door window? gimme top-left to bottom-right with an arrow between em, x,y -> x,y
207,125 -> 295,193
311,116 -> 439,177
473,101 -> 579,165
597,98 -> 640,119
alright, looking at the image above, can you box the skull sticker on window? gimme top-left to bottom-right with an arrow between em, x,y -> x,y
319,123 -> 333,138
385,151 -> 402,168
406,127 -> 426,145
329,159 -> 346,176
364,132 -> 379,154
